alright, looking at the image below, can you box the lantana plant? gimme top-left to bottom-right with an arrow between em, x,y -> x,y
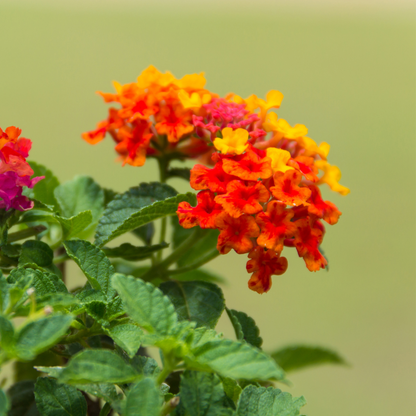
0,66 -> 349,416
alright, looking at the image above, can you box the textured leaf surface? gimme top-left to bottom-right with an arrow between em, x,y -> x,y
190,327 -> 222,349
130,356 -> 160,377
19,240 -> 53,268
59,350 -> 139,384
227,309 -> 263,348
189,339 -> 285,381
124,378 -> 161,416
112,274 -> 177,335
33,271 -> 68,296
103,242 -> 168,261
94,182 -> 195,246
34,377 -> 87,416
236,385 -> 306,416
160,280 -> 225,328
55,211 -> 93,240
271,345 -> 346,373
73,383 -> 118,405
7,380 -> 38,416
0,388 -> 9,416
180,371 -> 233,416
64,240 -> 115,299
14,314 -> 73,360
105,321 -> 143,358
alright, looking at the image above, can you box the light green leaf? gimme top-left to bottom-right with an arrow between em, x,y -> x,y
188,339 -> 285,381
14,314 -> 73,360
73,383 -> 118,405
105,321 -> 143,358
26,161 -> 60,210
94,182 -> 195,247
0,316 -> 14,351
124,378 -> 161,416
222,377 -> 242,404
6,380 -> 38,416
130,356 -> 160,377
271,345 -> 347,373
64,240 -> 115,299
54,175 -> 104,223
0,388 -> 9,416
59,350 -> 139,384
236,385 -> 306,416
227,309 -> 263,348
111,274 -> 177,335
103,242 -> 168,261
160,280 -> 225,329
180,371 -> 233,416
18,240 -> 53,269
55,211 -> 93,240
190,327 -> 222,349
34,377 -> 87,416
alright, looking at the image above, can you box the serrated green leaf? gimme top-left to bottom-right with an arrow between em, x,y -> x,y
19,240 -> 53,269
64,240 -> 115,299
0,316 -> 14,351
180,371 -> 234,416
188,339 -> 285,381
271,345 -> 347,373
190,327 -> 222,349
227,309 -> 263,348
160,280 -> 225,329
130,356 -> 160,377
84,300 -> 107,323
173,269 -> 226,284
104,296 -> 124,321
7,380 -> 39,416
111,274 -> 177,335
26,161 -> 60,210
105,321 -> 143,358
94,182 -> 195,247
55,211 -> 93,240
36,293 -> 78,311
14,314 -> 73,360
103,242 -> 168,261
59,349 -> 139,384
73,383 -> 118,405
236,385 -> 306,416
0,388 -> 9,416
124,378 -> 161,416
34,377 -> 87,416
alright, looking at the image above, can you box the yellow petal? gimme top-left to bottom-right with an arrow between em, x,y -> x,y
265,90 -> 284,109
266,148 -> 294,173
315,160 -> 350,195
214,128 -> 249,155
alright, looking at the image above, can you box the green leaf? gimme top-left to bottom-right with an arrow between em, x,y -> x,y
105,321 -> 143,358
14,314 -> 73,360
130,356 -> 160,377
7,380 -> 38,416
18,240 -> 53,269
54,175 -> 104,224
59,350 -> 139,384
0,388 -> 9,416
26,161 -> 60,210
173,269 -> 226,284
180,371 -> 233,416
167,167 -> 191,181
103,242 -> 168,261
33,272 -> 68,296
55,211 -> 93,240
73,383 -> 118,405
64,240 -> 115,299
188,339 -> 285,381
236,385 -> 306,416
227,309 -> 263,348
160,281 -> 225,329
94,182 -> 195,247
14,351 -> 62,382
222,377 -> 242,404
111,274 -> 177,335
190,327 -> 222,349
0,316 -> 14,351
34,377 -> 87,416
124,378 -> 161,416
84,300 -> 107,323
271,345 -> 347,373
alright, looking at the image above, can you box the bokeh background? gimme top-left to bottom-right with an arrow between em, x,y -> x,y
1,0 -> 415,415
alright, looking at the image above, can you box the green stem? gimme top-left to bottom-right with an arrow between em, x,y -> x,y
160,397 -> 180,416
167,249 -> 220,276
53,253 -> 69,264
99,403 -> 112,416
7,225 -> 46,243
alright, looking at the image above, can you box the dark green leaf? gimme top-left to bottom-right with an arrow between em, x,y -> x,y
103,242 -> 168,261
188,339 -> 285,381
131,223 -> 155,245
14,351 -> 62,382
180,371 -> 233,416
160,280 -> 225,328
103,188 -> 118,207
167,167 -> 191,181
236,385 -> 306,416
130,356 -> 160,377
124,378 -> 161,416
26,161 -> 60,210
34,377 -> 87,416
271,345 -> 347,373
111,274 -> 177,335
14,314 -> 73,360
227,309 -> 263,348
0,315 -> 14,351
222,377 -> 242,404
64,240 -> 115,299
19,240 -> 53,269
7,380 -> 39,416
0,388 -> 9,416
59,349 -> 139,384
105,321 -> 143,358
94,182 -> 195,247
84,300 -> 107,323
33,271 -> 67,296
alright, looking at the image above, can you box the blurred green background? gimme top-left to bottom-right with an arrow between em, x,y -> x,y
0,1 -> 415,415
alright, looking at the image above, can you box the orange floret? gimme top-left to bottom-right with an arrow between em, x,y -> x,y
256,200 -> 297,252
270,170 -> 312,206
155,105 -> 194,143
190,162 -> 236,193
306,185 -> 342,225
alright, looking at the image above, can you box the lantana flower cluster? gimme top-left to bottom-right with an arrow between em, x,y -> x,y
0,126 -> 43,211
83,66 -> 349,294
